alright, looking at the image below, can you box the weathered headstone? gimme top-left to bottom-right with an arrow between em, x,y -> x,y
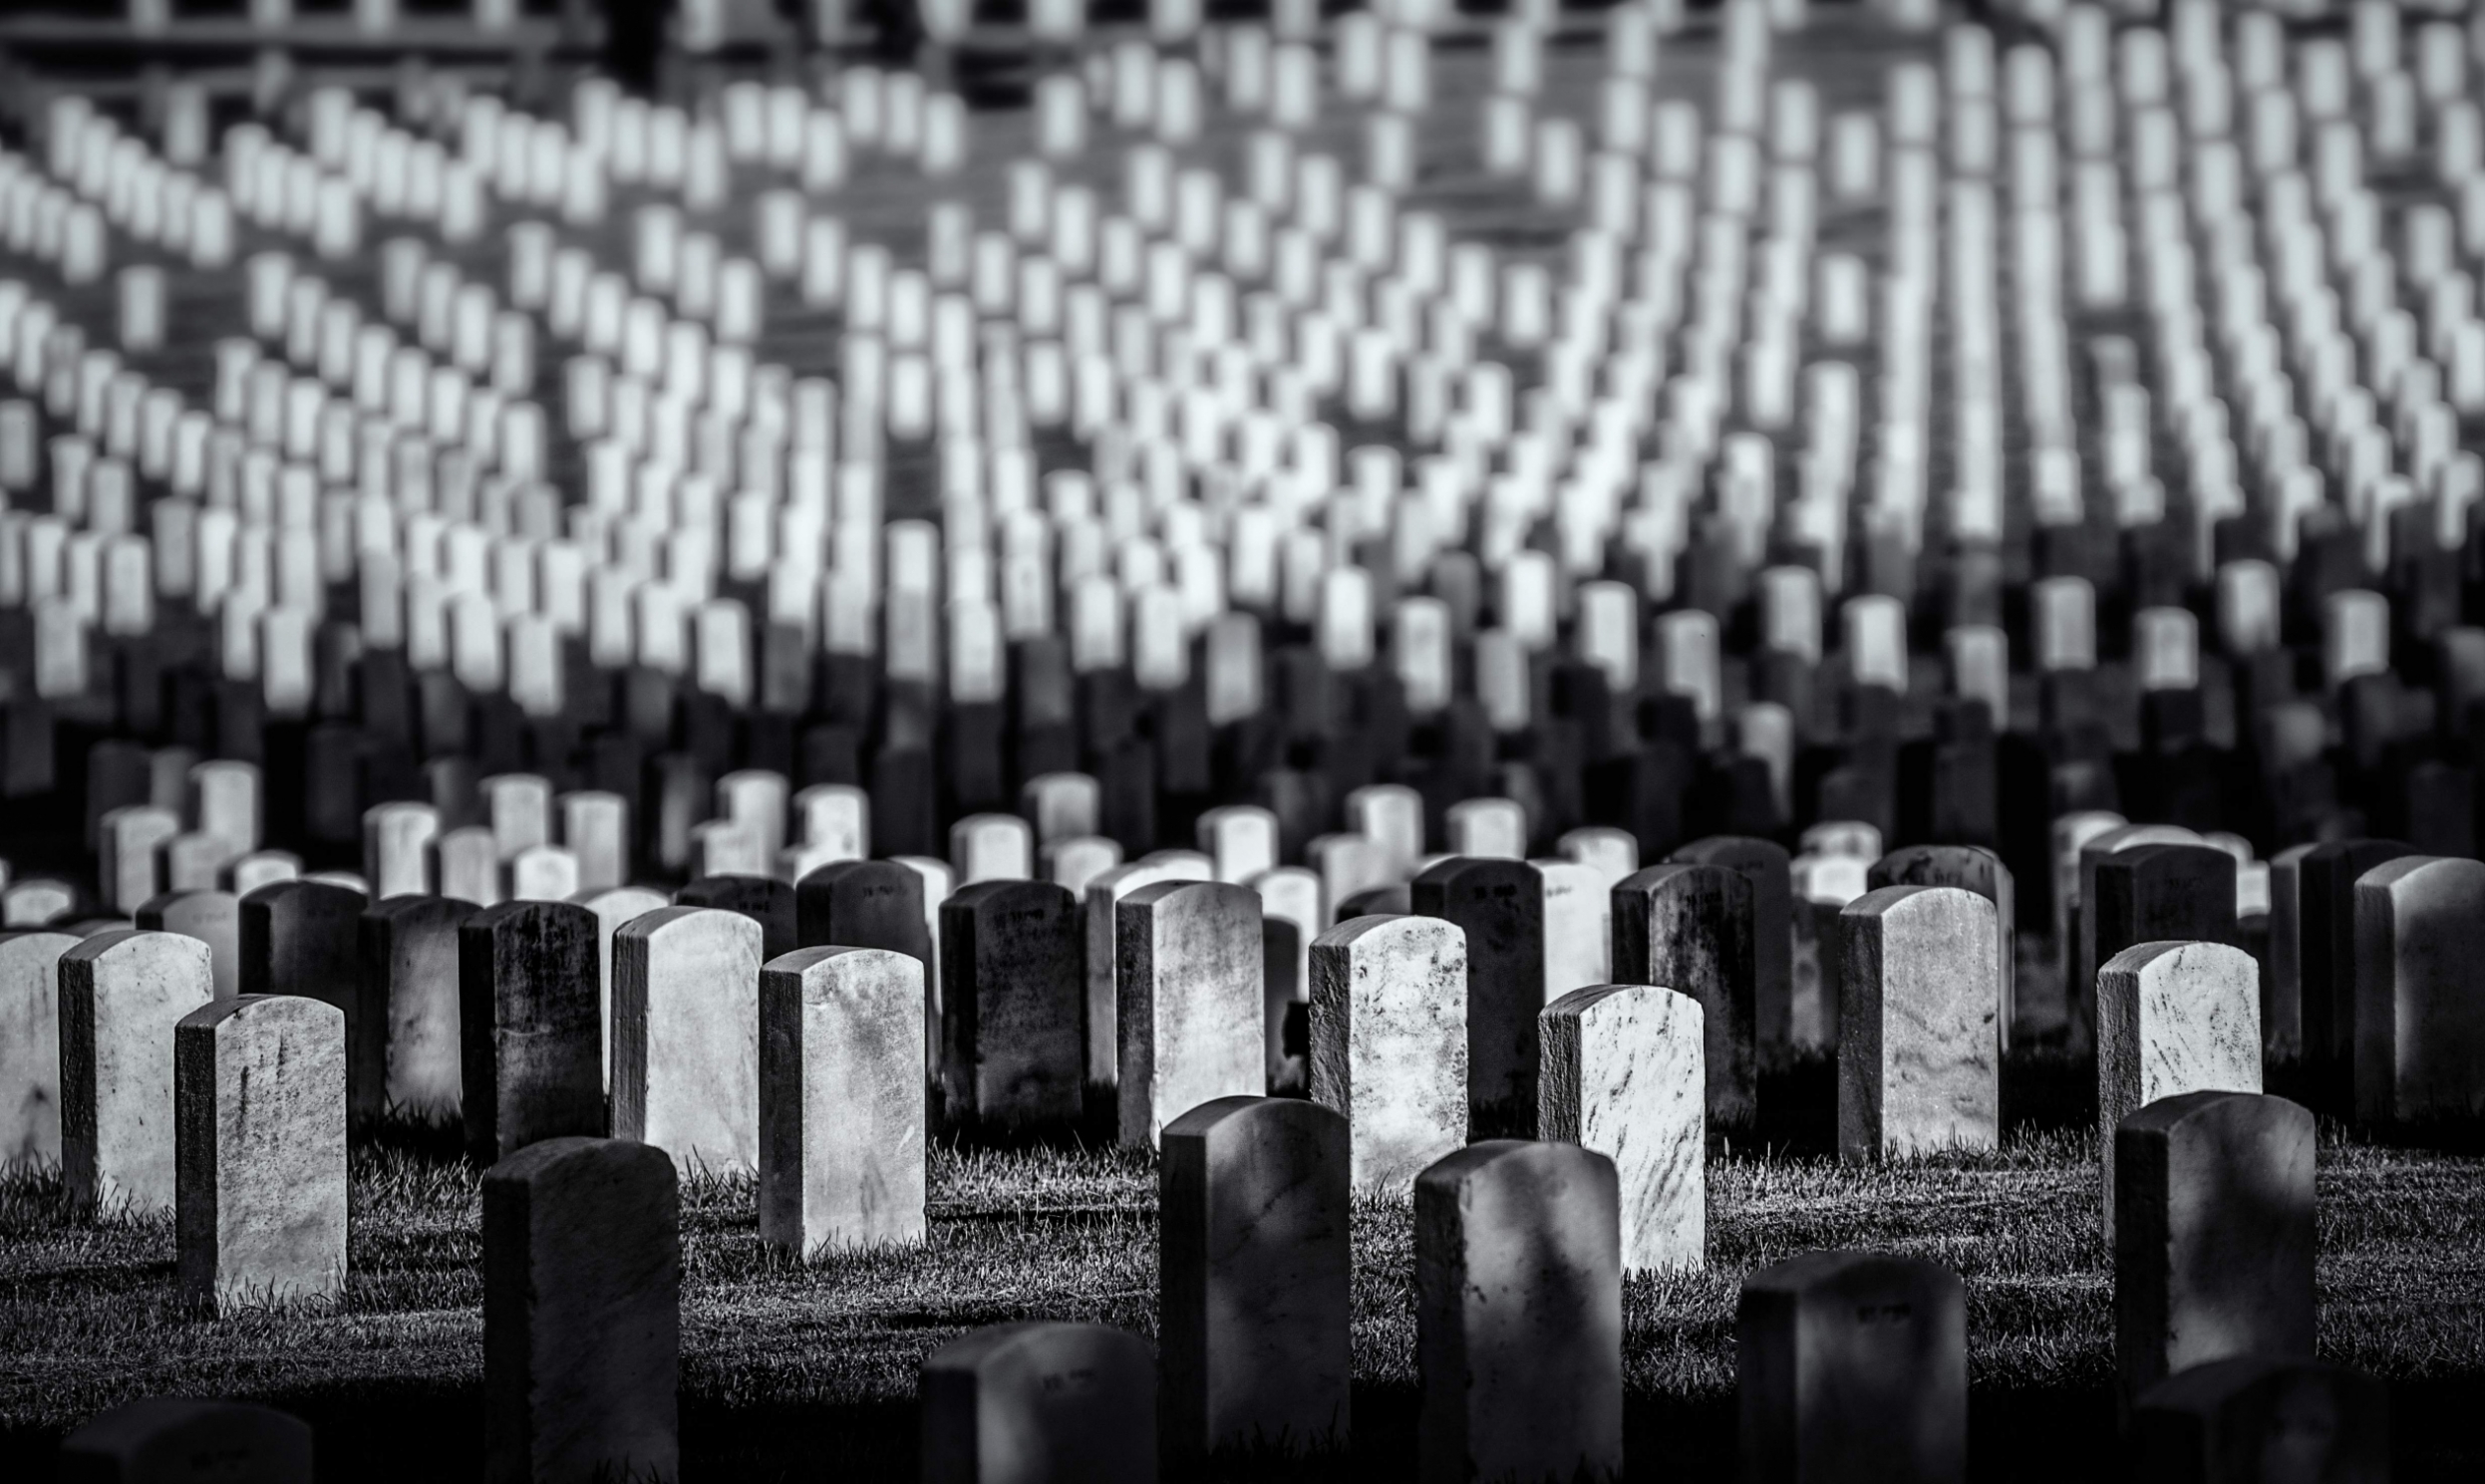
561,789 -> 631,892
136,890 -> 239,1001
1160,1095 -> 1351,1459
2130,1355 -> 2387,1484
572,885 -> 667,1094
951,811 -> 1035,884
1043,833 -> 1122,895
2352,855 -> 2485,1122
920,1323 -> 1155,1484
2089,844 -> 2236,1041
100,804 -> 179,915
57,1397 -> 312,1483
59,930 -> 213,1214
938,880 -> 1084,1137
1412,856 -> 1545,1136
1198,804 -> 1281,884
432,823 -> 504,906
1444,795 -> 1528,859
507,844 -> 581,902
483,1136 -> 679,1484
0,930 -> 78,1168
1737,1253 -> 1968,1484
1559,826 -> 1639,889
2115,1090 -> 2316,1401
3,878 -> 78,928
1839,886 -> 2001,1160
1671,836 -> 1794,1053
1310,913 -> 1466,1191
1117,880 -> 1262,1148
174,994 -> 346,1313
675,872 -> 796,961
2075,824 -> 2203,1033
364,799 -> 441,900
1083,855 -> 1208,1088
2098,942 -> 2263,1233
1415,1140 -> 1622,1484
1536,858 -> 1610,1002
1540,984 -> 1706,1272
361,896 -> 477,1121
613,907 -> 761,1174
460,901 -> 603,1163
795,859 -> 931,967
1868,844 -> 2015,1045
1613,863 -> 1758,1126
237,878 -> 371,1111
1348,782 -> 1426,873
759,946 -> 926,1256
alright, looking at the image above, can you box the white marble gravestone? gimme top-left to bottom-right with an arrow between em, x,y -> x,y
1309,913 -> 1467,1190
759,946 -> 926,1257
2098,941 -> 2263,1232
1838,886 -> 2000,1160
612,906 -> 761,1175
1117,880 -> 1262,1149
1540,984 -> 1706,1272
174,994 -> 347,1313
59,929 -> 214,1214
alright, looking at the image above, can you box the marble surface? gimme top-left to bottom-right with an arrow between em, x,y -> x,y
759,946 -> 926,1257
0,932 -> 78,1168
1083,857 -> 1206,1089
174,995 -> 347,1313
920,1323 -> 1155,1484
1541,984 -> 1706,1273
1159,1096 -> 1351,1457
137,889 -> 239,1001
2354,856 -> 2485,1121
2098,940 -> 2262,1232
613,906 -> 762,1176
1838,886 -> 2001,1161
1671,837 -> 1795,1054
573,886 -> 667,1095
1613,863 -> 1758,1128
59,930 -> 214,1214
1309,914 -> 1466,1191
364,896 -> 476,1122
1117,881 -> 1262,1148
1414,1140 -> 1622,1484
1738,1253 -> 1969,1484
1535,860 -> 1610,1004
238,879 -> 371,1113
483,1136 -> 680,1484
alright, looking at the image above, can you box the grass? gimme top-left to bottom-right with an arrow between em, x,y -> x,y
4,1070 -> 2484,1482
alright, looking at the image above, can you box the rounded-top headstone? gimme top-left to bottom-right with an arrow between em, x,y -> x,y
920,1322 -> 1156,1484
1737,1251 -> 1968,1484
58,1396 -> 312,1484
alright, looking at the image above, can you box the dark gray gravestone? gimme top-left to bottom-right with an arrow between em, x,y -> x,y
360,896 -> 477,1122
2352,855 -> 2485,1122
1117,880 -> 1262,1149
1737,1252 -> 1968,1484
2115,1091 -> 2316,1401
174,995 -> 346,1315
759,946 -> 926,1258
2089,845 -> 2235,1019
1160,1095 -> 1351,1460
0,930 -> 79,1167
136,890 -> 239,1001
1411,856 -> 1545,1138
1868,844 -> 2016,1045
484,1136 -> 679,1484
1613,863 -> 1757,1127
1335,883 -> 1410,919
938,880 -> 1084,1137
920,1323 -> 1155,1484
237,879 -> 372,1113
1671,836 -> 1794,1054
57,1397 -> 311,1483
794,859 -> 931,968
2265,844 -> 2314,1058
675,872 -> 796,962
2296,838 -> 2411,1114
1308,914 -> 1468,1191
459,901 -> 603,1163
2130,1355 -> 2387,1484
1838,886 -> 2001,1161
1415,1140 -> 1622,1484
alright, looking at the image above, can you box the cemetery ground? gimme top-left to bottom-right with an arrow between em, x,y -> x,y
2,1048 -> 2482,1482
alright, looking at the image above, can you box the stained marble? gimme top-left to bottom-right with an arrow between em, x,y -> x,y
1540,984 -> 1706,1273
1309,914 -> 1467,1191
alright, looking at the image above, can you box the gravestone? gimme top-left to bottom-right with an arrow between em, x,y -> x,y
572,886 -> 668,1094
1536,858 -> 1609,1003
2075,825 -> 2206,1035
1737,1253 -> 1968,1484
794,859 -> 931,968
3,878 -> 78,927
1160,1096 -> 1351,1459
432,824 -> 503,906
675,872 -> 796,962
1336,883 -> 1411,919
1540,984 -> 1706,1272
2352,856 -> 2485,1121
59,930 -> 214,1214
2130,1355 -> 2387,1484
2265,843 -> 2314,1058
1839,886 -> 2001,1160
2098,942 -> 2263,1234
361,896 -> 477,1121
364,799 -> 441,900
57,1397 -> 312,1483
136,890 -> 239,1001
1411,856 -> 1545,1136
561,790 -> 631,892
460,901 -> 603,1163
613,907 -> 761,1175
920,1323 -> 1155,1484
2089,845 -> 2236,1043
759,946 -> 926,1256
483,1136 -> 679,1484
1559,826 -> 1640,889
1790,853 -> 1869,1048
1084,855 -> 1210,1089
99,804 -> 178,915
1309,914 -> 1467,1191
174,995 -> 346,1313
951,811 -> 1035,883
1118,880 -> 1262,1148
1198,804 -> 1281,884
1671,837 -> 1795,1053
1613,863 -> 1758,1126
1251,865 -> 1322,1088
2115,1091 -> 2316,1400
0,931 -> 78,1168
507,844 -> 581,902
238,878 -> 372,1112
1415,1140 -> 1622,1484
1044,834 -> 1122,895
938,880 -> 1084,1137
224,853 -> 299,898
2299,840 -> 2415,1112
1868,844 -> 2015,1046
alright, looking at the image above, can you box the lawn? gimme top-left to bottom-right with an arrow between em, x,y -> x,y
4,1065 -> 2483,1482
